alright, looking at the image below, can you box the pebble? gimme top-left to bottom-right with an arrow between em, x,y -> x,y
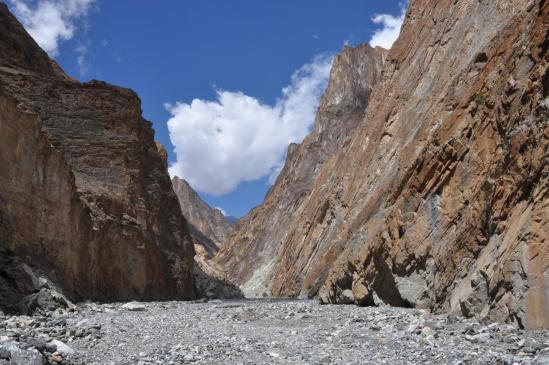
0,299 -> 547,364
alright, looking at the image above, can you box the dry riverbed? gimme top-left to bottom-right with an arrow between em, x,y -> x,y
1,299 -> 548,364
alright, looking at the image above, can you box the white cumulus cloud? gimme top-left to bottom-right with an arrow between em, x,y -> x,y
8,0 -> 94,56
167,54 -> 334,196
369,8 -> 406,49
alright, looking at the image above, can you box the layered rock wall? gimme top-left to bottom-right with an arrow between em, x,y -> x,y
266,0 -> 548,329
0,3 -> 195,303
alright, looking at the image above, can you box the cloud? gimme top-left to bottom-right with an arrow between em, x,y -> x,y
369,7 -> 406,49
8,0 -> 95,56
167,54 -> 333,196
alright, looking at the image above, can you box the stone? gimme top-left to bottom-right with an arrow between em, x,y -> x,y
9,348 -> 44,365
48,340 -> 74,356
534,356 -> 549,365
45,343 -> 57,353
49,355 -> 63,363
121,302 -> 147,312
352,282 -> 374,306
18,288 -> 73,315
0,342 -> 43,365
338,290 -> 355,305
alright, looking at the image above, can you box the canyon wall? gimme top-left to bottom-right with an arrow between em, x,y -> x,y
265,0 -> 548,330
169,175 -> 241,299
172,176 -> 233,256
0,3 -> 195,304
216,44 -> 387,297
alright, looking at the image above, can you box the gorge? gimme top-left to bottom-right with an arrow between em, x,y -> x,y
0,0 -> 547,364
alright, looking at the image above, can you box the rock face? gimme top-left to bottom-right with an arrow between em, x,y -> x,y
169,175 -> 241,299
259,0 -> 547,330
172,176 -> 233,256
193,245 -> 243,300
216,44 -> 387,297
0,3 -> 195,304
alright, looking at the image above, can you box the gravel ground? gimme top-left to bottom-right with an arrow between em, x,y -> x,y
1,299 -> 549,365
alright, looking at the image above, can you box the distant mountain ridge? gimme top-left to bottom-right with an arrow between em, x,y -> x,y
172,176 -> 234,256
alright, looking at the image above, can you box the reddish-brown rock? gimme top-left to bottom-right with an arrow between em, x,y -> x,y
265,0 -> 547,329
0,3 -> 195,303
216,44 -> 387,297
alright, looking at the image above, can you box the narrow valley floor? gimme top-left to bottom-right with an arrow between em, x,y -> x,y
1,299 -> 548,365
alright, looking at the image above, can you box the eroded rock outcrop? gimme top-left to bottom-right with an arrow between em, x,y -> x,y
0,3 -> 195,305
172,176 -> 234,257
216,44 -> 387,297
264,0 -> 548,329
193,243 -> 243,300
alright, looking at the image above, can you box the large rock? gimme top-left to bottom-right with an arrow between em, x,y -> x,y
0,342 -> 44,365
0,3 -> 195,303
216,44 -> 387,297
266,0 -> 547,330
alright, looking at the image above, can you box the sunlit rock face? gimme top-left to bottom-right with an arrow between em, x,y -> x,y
0,3 -> 195,304
218,0 -> 548,329
269,0 -> 547,330
216,44 -> 387,298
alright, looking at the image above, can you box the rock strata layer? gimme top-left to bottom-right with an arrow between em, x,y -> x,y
0,3 -> 195,304
270,0 -> 548,330
219,0 -> 548,329
216,44 -> 387,297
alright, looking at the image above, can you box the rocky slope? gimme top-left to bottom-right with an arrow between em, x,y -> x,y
216,44 -> 387,297
172,176 -> 233,257
260,0 -> 548,330
0,3 -> 195,306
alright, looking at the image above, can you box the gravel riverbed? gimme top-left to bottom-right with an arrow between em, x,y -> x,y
1,299 -> 548,365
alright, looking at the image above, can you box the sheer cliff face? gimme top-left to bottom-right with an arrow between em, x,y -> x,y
216,45 -> 387,297
0,4 -> 195,302
172,176 -> 233,256
266,0 -> 547,329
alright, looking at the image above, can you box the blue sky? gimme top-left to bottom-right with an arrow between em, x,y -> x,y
7,0 -> 405,217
